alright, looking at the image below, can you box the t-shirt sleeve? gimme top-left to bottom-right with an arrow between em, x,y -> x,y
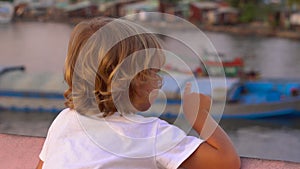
39,124 -> 53,161
39,108 -> 69,161
155,119 -> 204,169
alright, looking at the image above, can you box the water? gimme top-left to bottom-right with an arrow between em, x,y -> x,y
220,116 -> 300,163
1,22 -> 300,163
205,32 -> 300,79
0,22 -> 72,74
162,30 -> 300,79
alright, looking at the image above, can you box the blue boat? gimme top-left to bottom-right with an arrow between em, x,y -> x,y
149,76 -> 300,119
223,79 -> 300,118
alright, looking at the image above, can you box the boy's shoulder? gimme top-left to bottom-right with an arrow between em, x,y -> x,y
53,108 -> 75,121
50,108 -> 76,126
46,108 -> 78,135
51,109 -> 187,140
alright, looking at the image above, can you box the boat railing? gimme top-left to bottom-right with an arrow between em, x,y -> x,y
0,65 -> 25,76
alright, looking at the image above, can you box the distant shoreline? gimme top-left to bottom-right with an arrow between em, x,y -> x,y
199,24 -> 300,40
12,17 -> 300,40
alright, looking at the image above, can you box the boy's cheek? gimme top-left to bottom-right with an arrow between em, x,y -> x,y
149,89 -> 159,104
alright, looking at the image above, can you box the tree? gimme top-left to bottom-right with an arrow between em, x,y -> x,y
225,0 -> 260,8
239,2 -> 257,23
0,0 -> 14,2
287,0 -> 300,9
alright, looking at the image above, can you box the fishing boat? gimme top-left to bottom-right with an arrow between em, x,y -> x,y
201,51 -> 245,77
0,2 -> 14,23
0,65 -> 25,76
163,57 -> 246,78
0,67 -> 64,113
222,79 -> 300,118
166,51 -> 259,79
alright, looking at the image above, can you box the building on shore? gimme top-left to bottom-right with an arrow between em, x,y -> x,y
290,12 -> 300,31
64,1 -> 98,18
189,1 -> 218,24
189,1 -> 238,25
215,6 -> 239,25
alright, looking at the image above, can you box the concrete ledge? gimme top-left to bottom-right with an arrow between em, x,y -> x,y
0,133 -> 299,169
241,157 -> 300,169
0,133 -> 45,169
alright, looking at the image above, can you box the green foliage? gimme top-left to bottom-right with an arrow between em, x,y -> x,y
257,4 -> 274,22
225,0 -> 261,8
160,0 -> 181,5
0,0 -> 13,2
236,1 -> 276,23
287,0 -> 300,6
226,0 -> 240,7
239,3 -> 256,23
287,0 -> 300,10
70,0 -> 77,4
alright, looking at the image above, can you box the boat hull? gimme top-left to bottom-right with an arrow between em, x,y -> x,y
0,89 -> 299,119
148,98 -> 300,119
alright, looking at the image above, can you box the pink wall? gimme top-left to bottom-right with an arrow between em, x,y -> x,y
0,133 -> 299,169
0,134 -> 44,169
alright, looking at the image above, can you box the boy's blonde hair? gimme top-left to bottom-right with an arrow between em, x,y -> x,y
64,17 -> 165,117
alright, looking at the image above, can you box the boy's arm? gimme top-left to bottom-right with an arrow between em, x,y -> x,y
36,160 -> 43,169
179,83 -> 241,169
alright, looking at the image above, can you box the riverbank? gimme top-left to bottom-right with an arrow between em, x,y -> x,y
201,24 -> 300,40
98,18 -> 300,40
68,17 -> 300,40
11,15 -> 300,40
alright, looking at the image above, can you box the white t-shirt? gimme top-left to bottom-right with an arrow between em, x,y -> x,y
39,108 -> 203,169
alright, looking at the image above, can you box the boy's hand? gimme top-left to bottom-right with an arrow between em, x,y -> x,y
183,82 -> 212,126
181,83 -> 241,169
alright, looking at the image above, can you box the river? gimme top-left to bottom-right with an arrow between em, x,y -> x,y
0,21 -> 300,163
